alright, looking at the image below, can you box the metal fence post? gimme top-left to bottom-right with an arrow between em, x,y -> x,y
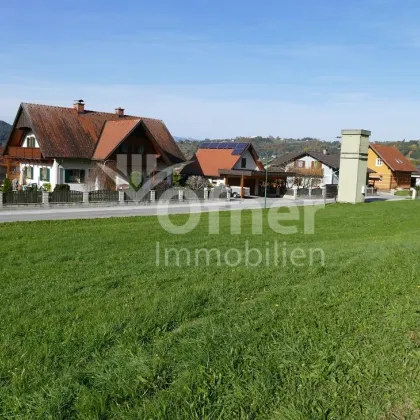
178,189 -> 184,201
150,190 -> 156,202
118,190 -> 125,204
42,191 -> 49,205
0,192 -> 3,208
83,192 -> 89,204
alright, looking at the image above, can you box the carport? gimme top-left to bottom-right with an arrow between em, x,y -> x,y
219,169 -> 290,198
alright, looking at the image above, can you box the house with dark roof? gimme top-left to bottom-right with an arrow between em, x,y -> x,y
368,143 -> 416,190
181,142 -> 289,197
1,100 -> 185,190
269,150 -> 341,187
269,149 -> 377,188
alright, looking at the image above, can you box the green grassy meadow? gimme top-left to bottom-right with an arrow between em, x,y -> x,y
0,201 -> 420,419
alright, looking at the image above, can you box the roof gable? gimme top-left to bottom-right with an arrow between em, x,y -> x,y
3,103 -> 185,164
370,144 -> 416,172
270,150 -> 340,170
182,142 -> 263,177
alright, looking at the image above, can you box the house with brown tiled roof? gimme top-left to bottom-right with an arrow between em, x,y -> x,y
1,100 -> 185,190
368,143 -> 416,190
181,141 -> 289,197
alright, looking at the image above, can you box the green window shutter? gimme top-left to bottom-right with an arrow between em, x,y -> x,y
40,168 -> 43,181
64,170 -> 70,183
30,167 -> 33,179
47,168 -> 50,182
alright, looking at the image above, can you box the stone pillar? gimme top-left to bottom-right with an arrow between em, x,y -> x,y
83,192 -> 89,204
118,190 -> 125,204
42,191 -> 49,205
0,192 -> 3,208
226,190 -> 231,201
293,186 -> 298,200
178,189 -> 184,201
337,129 -> 371,204
412,188 -> 417,200
150,190 -> 156,202
204,187 -> 209,200
308,187 -> 312,198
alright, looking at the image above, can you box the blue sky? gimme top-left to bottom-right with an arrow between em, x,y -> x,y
1,0 -> 420,140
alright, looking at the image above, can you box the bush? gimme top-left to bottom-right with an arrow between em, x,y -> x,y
2,177 -> 12,193
129,171 -> 143,192
185,175 -> 210,190
54,184 -> 70,192
172,173 -> 183,187
42,183 -> 52,192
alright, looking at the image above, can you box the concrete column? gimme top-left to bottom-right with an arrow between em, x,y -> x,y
204,187 -> 209,200
178,189 -> 184,201
308,187 -> 312,198
227,190 -> 231,201
150,190 -> 156,202
0,192 -> 3,208
118,190 -> 125,204
293,186 -> 298,200
83,192 -> 89,204
337,129 -> 371,204
42,191 -> 49,205
412,188 -> 417,200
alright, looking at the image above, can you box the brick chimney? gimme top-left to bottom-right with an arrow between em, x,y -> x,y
115,107 -> 125,117
73,99 -> 85,113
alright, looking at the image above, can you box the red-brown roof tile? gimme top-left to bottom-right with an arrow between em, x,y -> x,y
93,119 -> 141,160
370,143 -> 416,172
4,103 -> 185,164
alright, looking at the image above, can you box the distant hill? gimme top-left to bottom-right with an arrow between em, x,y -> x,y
177,136 -> 341,160
0,121 -> 12,145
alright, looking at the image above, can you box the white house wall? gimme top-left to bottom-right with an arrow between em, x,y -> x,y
233,149 -> 260,170
285,155 -> 338,185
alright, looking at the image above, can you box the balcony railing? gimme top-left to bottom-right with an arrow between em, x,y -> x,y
293,167 -> 324,177
6,147 -> 42,159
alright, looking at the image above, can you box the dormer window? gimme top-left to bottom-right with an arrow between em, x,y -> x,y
27,136 -> 36,148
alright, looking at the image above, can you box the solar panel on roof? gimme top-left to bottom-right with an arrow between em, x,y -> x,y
232,143 -> 248,155
200,142 -> 211,148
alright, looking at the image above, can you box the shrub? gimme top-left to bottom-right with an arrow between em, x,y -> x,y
42,183 -> 52,192
2,177 -> 12,193
129,171 -> 143,192
186,175 -> 210,190
172,173 -> 183,187
54,184 -> 70,192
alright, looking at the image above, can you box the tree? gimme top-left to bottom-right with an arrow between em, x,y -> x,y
2,177 -> 12,193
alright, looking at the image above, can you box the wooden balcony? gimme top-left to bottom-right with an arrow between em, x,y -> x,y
293,167 -> 324,177
6,147 -> 42,160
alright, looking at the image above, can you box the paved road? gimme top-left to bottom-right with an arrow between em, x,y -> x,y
0,197 -> 336,223
0,194 -> 408,223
